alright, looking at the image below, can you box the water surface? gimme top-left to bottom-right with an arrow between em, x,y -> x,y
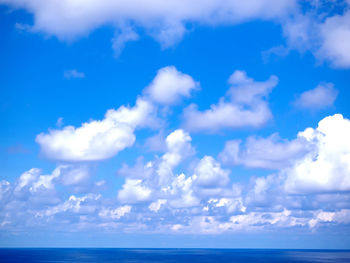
0,248 -> 349,263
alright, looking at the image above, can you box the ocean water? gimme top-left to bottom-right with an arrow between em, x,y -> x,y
0,248 -> 350,263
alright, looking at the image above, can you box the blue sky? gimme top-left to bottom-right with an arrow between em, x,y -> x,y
1,0 -> 350,248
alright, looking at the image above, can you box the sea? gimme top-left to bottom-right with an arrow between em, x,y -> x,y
0,248 -> 350,263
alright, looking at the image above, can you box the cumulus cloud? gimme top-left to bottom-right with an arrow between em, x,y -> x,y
281,2 -> 350,68
317,11 -> 350,68
0,0 -> 295,43
149,199 -> 167,212
183,70 -> 278,132
194,156 -> 230,188
284,114 -> 350,194
13,168 -> 60,200
58,165 -> 94,193
36,98 -> 157,162
116,130 -> 234,208
3,114 -> 350,234
118,157 -> 155,180
116,129 -> 195,205
220,133 -> 312,170
156,129 -> 194,185
118,179 -> 152,203
308,209 -> 350,228
36,66 -> 198,163
2,0 -> 350,67
294,83 -> 338,110
39,193 -> 101,217
144,66 -> 198,105
99,205 -> 131,220
221,114 -> 350,196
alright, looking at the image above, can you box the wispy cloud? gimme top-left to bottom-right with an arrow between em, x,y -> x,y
63,69 -> 85,79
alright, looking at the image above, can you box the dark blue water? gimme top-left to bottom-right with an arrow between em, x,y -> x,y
0,249 -> 350,263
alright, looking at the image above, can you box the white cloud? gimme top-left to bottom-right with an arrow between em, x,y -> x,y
3,0 -> 350,67
118,179 -> 152,204
118,157 -> 155,180
281,4 -> 350,68
144,66 -> 198,105
308,209 -> 350,228
112,27 -> 139,57
59,165 -> 91,186
220,133 -> 312,170
12,165 -> 95,201
36,98 -> 157,162
183,70 -> 278,132
156,129 -> 194,185
4,113 -> 350,234
149,199 -> 167,212
194,156 -> 230,188
39,193 -> 101,217
235,114 -> 350,201
37,66 -> 197,163
117,129 -> 194,204
64,69 -> 85,79
207,197 -> 246,213
294,83 -> 338,110
284,114 -> 350,194
14,168 -> 60,197
317,11 -> 350,68
99,205 -> 131,220
168,173 -> 200,208
0,0 -> 295,43
172,209 -> 308,234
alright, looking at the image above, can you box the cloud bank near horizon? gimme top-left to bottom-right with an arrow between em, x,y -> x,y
1,66 -> 349,235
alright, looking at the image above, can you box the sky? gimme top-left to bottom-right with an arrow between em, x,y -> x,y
1,0 -> 350,249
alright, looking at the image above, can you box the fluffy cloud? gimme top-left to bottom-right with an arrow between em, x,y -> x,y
39,193 -> 101,217
2,0 -> 350,67
194,156 -> 230,188
117,129 -> 195,205
3,114 -> 350,234
294,83 -> 338,110
99,205 -> 131,220
156,129 -> 194,185
317,11 -> 350,68
13,168 -> 60,201
220,133 -> 312,170
12,165 -> 97,201
0,0 -> 295,42
59,165 -> 91,186
148,199 -> 167,212
183,70 -> 278,132
284,114 -> 350,194
117,130 -> 234,208
36,66 -> 198,162
282,3 -> 350,68
144,66 -> 198,105
36,98 -> 156,162
308,209 -> 350,228
118,179 -> 152,203
221,114 -> 350,195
